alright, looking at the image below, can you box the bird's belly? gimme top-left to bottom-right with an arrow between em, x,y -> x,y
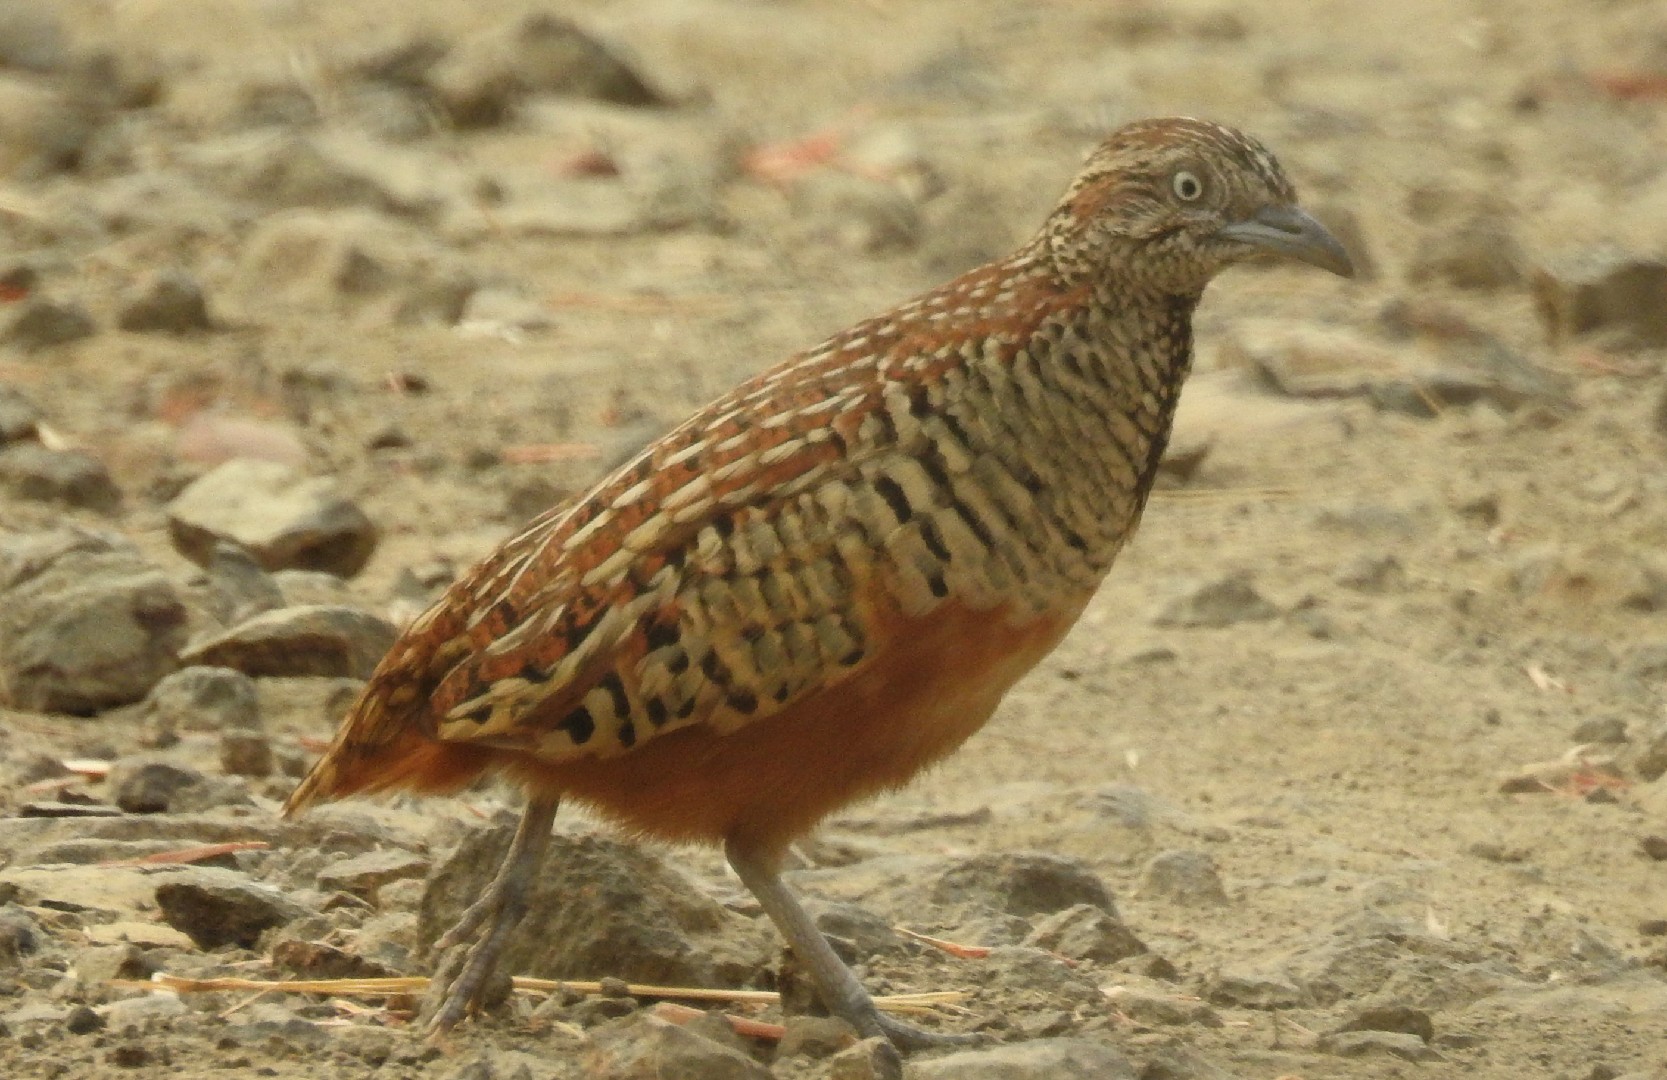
518,594 -> 1091,854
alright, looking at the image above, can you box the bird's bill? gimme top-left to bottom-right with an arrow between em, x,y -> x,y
1216,205 -> 1355,278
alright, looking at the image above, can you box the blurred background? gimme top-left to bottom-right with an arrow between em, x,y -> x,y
0,2 -> 1664,1078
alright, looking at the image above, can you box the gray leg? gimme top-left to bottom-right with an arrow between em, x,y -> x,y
725,837 -> 979,1056
424,795 -> 560,1034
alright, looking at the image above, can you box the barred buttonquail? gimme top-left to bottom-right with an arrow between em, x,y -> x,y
286,116 -> 1353,1053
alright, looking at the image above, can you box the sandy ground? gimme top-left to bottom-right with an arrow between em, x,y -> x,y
0,0 -> 1665,1077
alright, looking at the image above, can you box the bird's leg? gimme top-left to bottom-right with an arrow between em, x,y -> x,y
424,795 -> 560,1035
725,838 -> 980,1055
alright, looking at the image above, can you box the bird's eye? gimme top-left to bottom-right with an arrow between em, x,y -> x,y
1171,170 -> 1204,202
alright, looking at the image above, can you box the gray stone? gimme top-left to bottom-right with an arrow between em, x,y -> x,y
585,1013 -> 770,1080
106,756 -> 205,813
1152,573 -> 1277,628
167,459 -> 379,577
908,1038 -> 1136,1079
2,297 -> 95,352
776,1016 -> 858,1060
1533,250 -> 1667,348
1023,903 -> 1147,964
155,867 -> 309,950
219,730 -> 273,777
143,666 -> 260,733
316,849 -> 430,901
0,538 -> 187,713
180,604 -> 396,679
1335,1003 -> 1435,1043
1633,722 -> 1667,783
0,444 -> 120,512
1318,1030 -> 1441,1061
1571,717 -> 1628,745
116,270 -> 212,333
1335,553 -> 1405,593
929,852 -> 1115,917
420,828 -> 759,989
0,385 -> 40,442
1139,850 -> 1228,906
1103,986 -> 1221,1027
820,1037 -> 899,1080
1408,216 -> 1524,290
1203,969 -> 1305,1009
792,172 -> 923,253
431,13 -> 666,128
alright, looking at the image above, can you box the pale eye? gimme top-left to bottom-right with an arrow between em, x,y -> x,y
1171,170 -> 1204,202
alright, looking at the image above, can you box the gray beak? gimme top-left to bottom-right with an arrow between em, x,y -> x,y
1216,205 -> 1355,278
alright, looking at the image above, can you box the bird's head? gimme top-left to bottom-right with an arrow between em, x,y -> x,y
1044,117 -> 1354,294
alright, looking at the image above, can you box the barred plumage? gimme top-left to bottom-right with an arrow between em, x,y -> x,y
285,116 -> 1352,1054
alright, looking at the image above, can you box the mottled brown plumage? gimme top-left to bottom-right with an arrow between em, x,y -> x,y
285,116 -> 1351,1054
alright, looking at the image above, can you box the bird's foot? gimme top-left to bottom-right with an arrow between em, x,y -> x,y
421,797 -> 559,1037
867,1009 -> 985,1053
421,873 -> 530,1036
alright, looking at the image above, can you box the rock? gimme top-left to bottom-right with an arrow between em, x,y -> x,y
817,1037 -> 899,1080
908,1038 -> 1136,1079
929,852 -> 1116,917
316,849 -> 431,902
1221,319 -> 1396,399
0,385 -> 41,442
270,938 -> 400,981
1202,969 -> 1305,1009
1335,553 -> 1405,593
1335,1003 -> 1435,1043
175,414 -> 309,469
235,208 -> 473,322
1139,850 -> 1227,906
1152,573 -> 1277,628
808,901 -> 900,959
1634,723 -> 1667,782
106,756 -> 205,813
154,868 -> 309,950
791,172 -> 922,253
420,828 -> 757,989
63,1004 -> 103,1035
1571,717 -> 1628,745
180,604 -> 397,679
0,9 -> 66,73
1317,1030 -> 1441,1061
167,460 -> 378,577
1022,903 -> 1147,963
0,444 -> 120,512
1407,216 -> 1525,290
584,1013 -> 770,1080
116,270 -> 213,333
431,14 -> 666,128
0,74 -> 100,177
2,297 -> 95,352
1102,986 -> 1221,1027
219,731 -> 273,777
1533,251 -> 1667,348
143,666 -> 260,733
1220,318 -> 1569,415
776,1015 -> 859,1060
0,535 -> 187,713
271,568 -> 354,608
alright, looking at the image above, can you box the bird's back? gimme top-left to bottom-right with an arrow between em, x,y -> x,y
287,175 -> 1200,843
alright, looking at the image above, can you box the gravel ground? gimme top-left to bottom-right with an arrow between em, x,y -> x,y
0,1 -> 1665,1078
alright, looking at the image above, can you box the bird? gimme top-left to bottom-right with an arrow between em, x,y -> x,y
284,116 -> 1353,1054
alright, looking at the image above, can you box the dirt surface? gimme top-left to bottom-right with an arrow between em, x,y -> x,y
0,1 -> 1665,1078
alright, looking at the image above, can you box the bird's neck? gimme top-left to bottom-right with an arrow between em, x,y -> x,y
954,269 -> 1202,582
